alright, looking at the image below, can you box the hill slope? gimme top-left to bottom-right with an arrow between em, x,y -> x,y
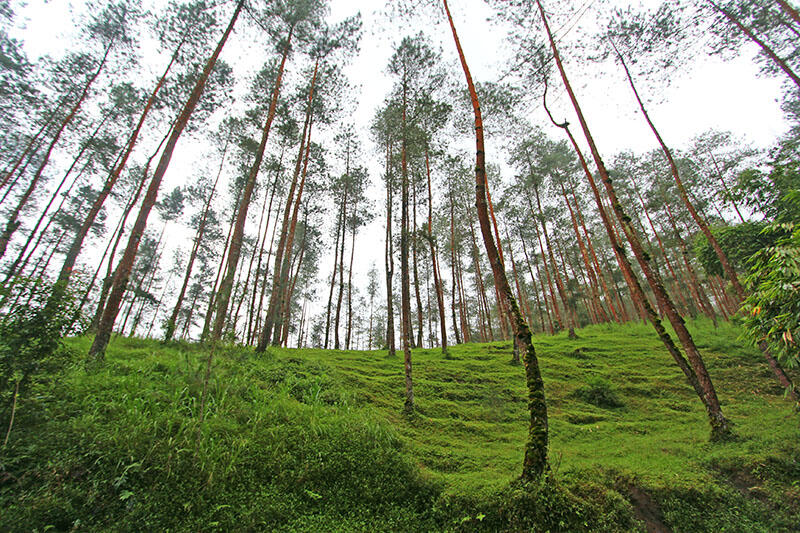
2,320 -> 799,531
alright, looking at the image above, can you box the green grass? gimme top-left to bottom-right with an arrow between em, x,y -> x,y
2,319 -> 799,531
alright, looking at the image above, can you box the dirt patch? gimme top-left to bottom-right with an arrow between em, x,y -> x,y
727,469 -> 771,507
628,485 -> 671,533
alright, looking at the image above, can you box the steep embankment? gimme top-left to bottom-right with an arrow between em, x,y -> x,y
2,321 -> 799,531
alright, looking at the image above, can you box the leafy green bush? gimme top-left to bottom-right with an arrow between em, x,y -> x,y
571,377 -> 624,409
0,276 -> 83,445
739,222 -> 800,368
694,221 -> 782,277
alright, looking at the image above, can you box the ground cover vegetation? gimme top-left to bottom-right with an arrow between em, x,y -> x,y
2,322 -> 800,531
1,0 -> 800,530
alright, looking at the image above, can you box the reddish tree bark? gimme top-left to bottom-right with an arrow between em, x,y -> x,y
539,0 -> 729,439
444,0 -> 548,479
211,26 -> 294,340
88,0 -> 244,362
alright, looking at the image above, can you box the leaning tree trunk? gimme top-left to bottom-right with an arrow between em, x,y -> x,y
5,116 -> 108,282
88,144 -> 158,333
0,43 -> 113,260
0,95 -> 71,191
707,0 -> 800,89
448,190 -> 462,344
615,42 -> 797,404
52,34 -> 187,310
444,0 -> 548,480
210,25 -> 293,341
776,0 -> 800,26
88,0 -> 245,362
539,0 -> 730,439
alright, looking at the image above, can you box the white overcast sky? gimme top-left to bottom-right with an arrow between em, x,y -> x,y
9,0 -> 789,341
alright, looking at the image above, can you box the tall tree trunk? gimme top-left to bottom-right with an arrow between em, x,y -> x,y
247,157 -> 283,345
53,38 -> 186,307
448,190 -> 462,345
444,0 -> 548,480
616,42 -> 797,401
540,0 -> 730,439
257,61 -> 318,352
633,184 -> 696,317
559,180 -> 608,323
88,0 -> 244,362
529,199 -> 563,331
412,177 -> 424,348
346,199 -> 357,350
385,141 -> 396,355
201,185 -> 242,340
425,151 -> 448,355
271,86 -> 316,345
521,234 -> 551,334
5,115 -> 109,281
776,0 -> 800,26
535,184 -> 576,334
661,201 -> 718,324
469,222 -> 493,341
325,192 -> 344,349
280,215 -> 308,347
0,43 -> 114,260
164,141 -> 227,341
251,195 -> 282,344
399,66 -> 414,412
211,26 -> 294,340
90,137 -> 166,333
335,193 -> 350,351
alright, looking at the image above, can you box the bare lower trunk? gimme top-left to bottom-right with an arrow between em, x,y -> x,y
211,27 -> 293,340
444,0 -> 548,479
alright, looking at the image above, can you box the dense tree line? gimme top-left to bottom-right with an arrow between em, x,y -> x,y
1,0 -> 798,482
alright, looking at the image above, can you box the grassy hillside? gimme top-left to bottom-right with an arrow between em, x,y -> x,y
2,320 -> 800,531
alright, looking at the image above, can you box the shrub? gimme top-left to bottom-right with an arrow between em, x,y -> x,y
572,377 -> 624,409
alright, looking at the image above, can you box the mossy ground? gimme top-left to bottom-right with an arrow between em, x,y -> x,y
2,319 -> 799,531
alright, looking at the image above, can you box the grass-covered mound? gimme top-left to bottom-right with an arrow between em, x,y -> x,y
2,320 -> 799,531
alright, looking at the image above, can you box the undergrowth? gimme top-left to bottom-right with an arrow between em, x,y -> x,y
1,319 -> 799,531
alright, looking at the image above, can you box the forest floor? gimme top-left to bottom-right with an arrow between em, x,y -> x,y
2,320 -> 800,531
